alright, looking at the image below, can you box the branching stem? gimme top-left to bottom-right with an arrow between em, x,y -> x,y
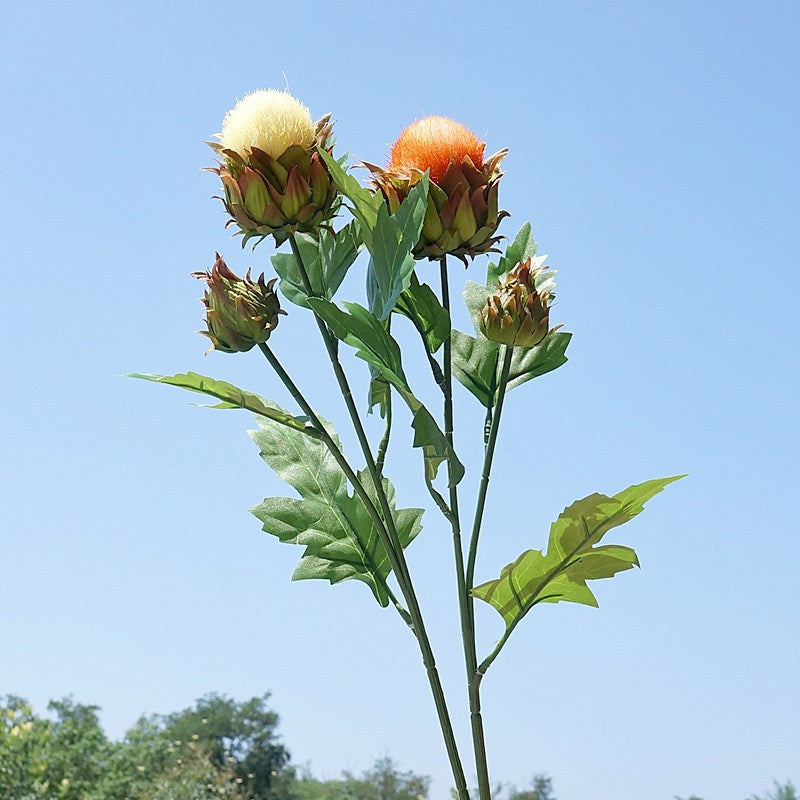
287,235 -> 470,800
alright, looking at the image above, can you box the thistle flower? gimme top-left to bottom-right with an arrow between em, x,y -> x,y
207,89 -> 338,247
365,116 -> 508,262
193,253 -> 285,353
480,257 -> 558,348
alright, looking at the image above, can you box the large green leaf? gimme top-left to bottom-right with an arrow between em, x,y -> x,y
250,415 -> 423,606
472,476 -> 685,626
308,298 -> 464,485
394,273 -> 451,354
450,331 -> 572,407
271,220 -> 362,308
365,177 -> 429,320
129,372 -> 316,435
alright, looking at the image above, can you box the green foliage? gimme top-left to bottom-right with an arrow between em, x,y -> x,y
308,299 -> 464,485
0,696 -> 50,799
271,221 -> 362,309
394,274 -> 450,355
473,477 -> 685,626
295,757 -> 430,800
750,781 -> 798,800
162,694 -> 292,800
250,413 -> 423,606
450,331 -> 571,408
0,694 -> 292,800
129,373 -> 316,436
507,774 -> 555,800
319,150 -> 429,320
486,223 -> 538,285
42,698 -> 112,800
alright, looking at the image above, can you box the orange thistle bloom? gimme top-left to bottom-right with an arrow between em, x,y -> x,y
366,115 -> 507,262
389,116 -> 486,184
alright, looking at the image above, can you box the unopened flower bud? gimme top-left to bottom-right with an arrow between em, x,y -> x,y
207,89 -> 338,247
194,254 -> 285,353
480,258 -> 558,348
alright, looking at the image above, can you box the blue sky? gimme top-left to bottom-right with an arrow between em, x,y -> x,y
1,1 -> 798,799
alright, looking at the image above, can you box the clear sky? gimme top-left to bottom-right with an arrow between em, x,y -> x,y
1,1 -> 798,799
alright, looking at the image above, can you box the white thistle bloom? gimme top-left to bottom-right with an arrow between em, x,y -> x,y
217,89 -> 315,159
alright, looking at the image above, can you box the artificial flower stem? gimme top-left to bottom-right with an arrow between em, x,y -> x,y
439,256 -> 492,800
257,342 -> 411,626
466,345 -> 514,591
465,344 -> 513,800
287,235 -> 471,800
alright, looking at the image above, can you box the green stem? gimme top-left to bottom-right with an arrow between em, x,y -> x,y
258,342 -> 412,627
465,346 -> 514,592
439,257 -> 491,800
464,346 -> 514,796
375,385 -> 392,475
287,235 -> 470,800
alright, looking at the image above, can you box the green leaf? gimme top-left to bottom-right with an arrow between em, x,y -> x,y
250,415 -> 423,606
472,476 -> 686,626
394,273 -> 451,354
487,222 -> 538,284
365,176 -> 430,320
450,331 -> 499,407
318,150 -> 382,249
308,298 -> 464,485
271,220 -> 362,308
450,330 -> 572,407
129,372 -> 316,435
507,332 -> 572,392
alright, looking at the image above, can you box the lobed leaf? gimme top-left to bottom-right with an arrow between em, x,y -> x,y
128,372 -> 315,435
365,177 -> 430,320
472,476 -> 686,626
271,220 -> 362,308
250,415 -> 423,606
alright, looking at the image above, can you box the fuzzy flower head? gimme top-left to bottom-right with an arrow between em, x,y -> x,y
208,90 -> 338,246
389,116 -> 486,183
366,116 -> 506,261
217,89 -> 315,159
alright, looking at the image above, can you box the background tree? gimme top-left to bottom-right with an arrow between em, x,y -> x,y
294,756 -> 430,800
507,774 -> 555,800
162,693 -> 293,800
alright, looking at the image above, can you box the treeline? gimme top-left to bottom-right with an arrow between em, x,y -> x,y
0,694 -> 793,800
0,694 -> 553,800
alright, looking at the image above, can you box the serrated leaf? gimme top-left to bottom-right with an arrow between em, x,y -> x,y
450,331 -> 498,406
507,332 -> 572,392
129,372 -> 315,435
487,222 -> 538,284
308,299 -> 464,485
472,476 -> 685,626
394,273 -> 451,354
249,415 -> 423,606
365,176 -> 429,320
271,220 -> 362,308
450,330 -> 572,407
